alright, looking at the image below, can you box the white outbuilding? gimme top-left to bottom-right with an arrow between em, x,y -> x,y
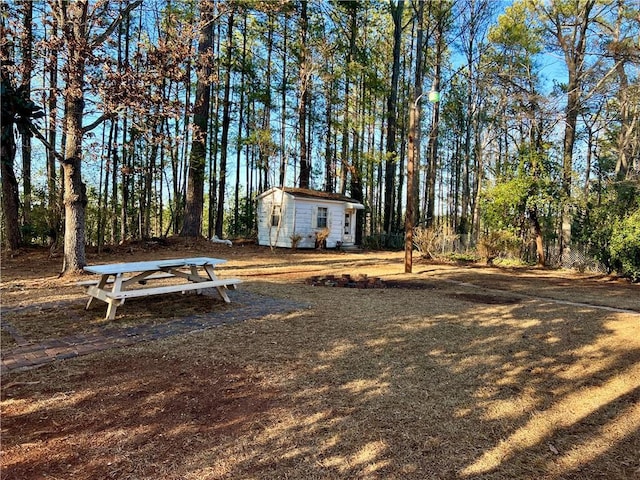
256,187 -> 365,249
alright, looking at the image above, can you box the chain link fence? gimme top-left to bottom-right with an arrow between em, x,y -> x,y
364,231 -> 608,274
544,243 -> 608,273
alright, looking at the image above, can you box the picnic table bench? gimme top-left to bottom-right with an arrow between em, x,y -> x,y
79,257 -> 241,320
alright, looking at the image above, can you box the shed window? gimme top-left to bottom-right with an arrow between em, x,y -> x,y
316,207 -> 328,229
271,205 -> 281,227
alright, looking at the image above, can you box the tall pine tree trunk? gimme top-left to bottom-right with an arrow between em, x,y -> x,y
544,0 -> 595,258
46,14 -> 60,246
426,15 -> 443,228
383,0 -> 404,234
323,58 -> 335,193
1,19 -> 22,251
182,0 -> 214,237
20,0 -> 33,230
0,67 -> 22,251
215,9 -> 234,237
234,12 -> 247,235
279,13 -> 288,187
259,12 -> 273,192
208,19 -> 222,238
0,135 -> 21,251
60,0 -> 90,272
405,0 -> 424,273
55,0 -> 141,272
298,0 -> 311,188
339,3 -> 358,195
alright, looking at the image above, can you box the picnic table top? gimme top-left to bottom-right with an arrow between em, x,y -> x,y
84,257 -> 227,275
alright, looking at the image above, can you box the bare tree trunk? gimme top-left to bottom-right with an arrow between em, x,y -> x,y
61,84 -> 88,270
259,12 -> 273,192
560,75 -> 580,256
59,0 -> 90,272
246,99 -> 254,234
529,208 -> 545,267
279,13 -> 288,187
339,2 -> 359,195
0,140 -> 21,251
376,105 -> 385,233
110,119 -> 120,244
168,116 -> 180,235
215,9 -> 234,237
471,133 -> 483,243
120,124 -> 130,241
298,0 -> 311,188
119,13 -> 131,242
208,83 -> 219,239
98,120 -> 115,249
426,11 -> 444,227
546,0 -> 596,258
405,101 -> 418,273
612,0 -> 634,180
180,60 -> 192,231
54,0 -> 142,272
46,14 -> 60,247
96,122 -> 107,249
323,58 -> 335,193
20,0 -> 33,231
405,0 -> 425,273
233,12 -> 247,235
182,0 -> 214,238
143,121 -> 159,238
383,0 -> 404,234
0,62 -> 22,250
351,74 -> 366,245
394,35 -> 412,234
208,19 -> 222,238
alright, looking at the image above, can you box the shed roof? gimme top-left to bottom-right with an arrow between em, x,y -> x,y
282,187 -> 361,204
258,187 -> 364,208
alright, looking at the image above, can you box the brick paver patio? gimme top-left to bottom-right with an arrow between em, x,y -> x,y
1,290 -> 306,374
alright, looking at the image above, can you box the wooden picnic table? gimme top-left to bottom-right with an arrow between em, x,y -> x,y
80,257 -> 242,320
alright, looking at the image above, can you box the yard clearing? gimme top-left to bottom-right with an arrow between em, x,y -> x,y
2,238 -> 639,479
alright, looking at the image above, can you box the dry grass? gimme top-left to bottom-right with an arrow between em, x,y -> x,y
1,239 -> 639,479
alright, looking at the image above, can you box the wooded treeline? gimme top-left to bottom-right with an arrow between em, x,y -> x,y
1,0 -> 639,278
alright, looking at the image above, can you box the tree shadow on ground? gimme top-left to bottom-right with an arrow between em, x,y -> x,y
214,283 -> 640,479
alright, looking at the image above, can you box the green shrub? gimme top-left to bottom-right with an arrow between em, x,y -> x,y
610,209 -> 640,282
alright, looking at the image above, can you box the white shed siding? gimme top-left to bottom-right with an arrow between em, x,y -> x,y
278,193 -> 296,245
292,200 -> 315,248
326,203 -> 345,247
294,199 -> 345,248
256,198 -> 272,246
257,190 -> 298,247
257,187 -> 363,249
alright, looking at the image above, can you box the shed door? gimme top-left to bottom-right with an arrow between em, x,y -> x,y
343,210 -> 355,244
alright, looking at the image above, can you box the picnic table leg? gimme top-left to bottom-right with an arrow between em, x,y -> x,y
204,264 -> 231,303
86,275 -> 109,309
190,265 -> 202,294
105,273 -> 125,320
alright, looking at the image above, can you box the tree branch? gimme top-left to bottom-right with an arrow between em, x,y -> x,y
82,113 -> 112,134
89,0 -> 142,49
28,123 -> 65,162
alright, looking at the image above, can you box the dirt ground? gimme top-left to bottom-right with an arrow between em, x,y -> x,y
2,237 -> 639,479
